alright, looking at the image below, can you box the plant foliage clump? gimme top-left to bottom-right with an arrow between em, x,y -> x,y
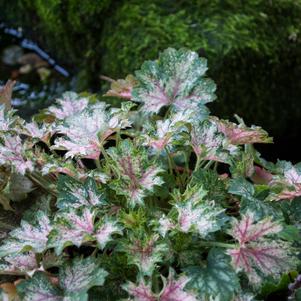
0,48 -> 300,300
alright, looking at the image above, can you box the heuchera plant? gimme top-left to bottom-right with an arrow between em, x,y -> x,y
0,48 -> 300,300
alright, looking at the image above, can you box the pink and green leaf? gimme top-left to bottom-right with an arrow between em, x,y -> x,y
0,135 -> 33,175
0,211 -> 51,258
47,91 -> 89,120
132,48 -> 216,114
57,175 -> 106,210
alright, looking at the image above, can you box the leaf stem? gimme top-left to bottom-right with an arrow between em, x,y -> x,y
204,160 -> 214,170
198,241 -> 236,249
99,144 -> 110,163
165,147 -> 174,175
95,159 -> 101,169
27,173 -> 56,196
195,155 -> 202,171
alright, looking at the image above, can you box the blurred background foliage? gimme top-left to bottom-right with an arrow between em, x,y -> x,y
1,0 -> 301,161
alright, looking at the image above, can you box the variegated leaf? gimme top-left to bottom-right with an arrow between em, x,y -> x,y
48,208 -> 95,255
143,110 -> 192,151
159,269 -> 197,301
95,219 -> 122,249
52,103 -> 108,159
0,211 -> 51,258
271,165 -> 301,200
157,215 -> 175,237
123,270 -> 197,301
228,213 -> 292,284
0,103 -> 20,132
175,186 -> 227,237
52,102 -> 130,159
191,120 -> 237,163
47,91 -> 89,120
0,135 -> 33,175
22,121 -> 54,142
49,208 -> 122,255
57,175 -> 106,210
0,251 -> 38,275
108,139 -> 163,207
104,74 -> 137,99
59,257 -> 108,297
212,117 -> 272,145
17,257 -> 108,300
122,281 -> 155,301
132,48 -> 216,114
122,235 -> 168,276
17,272 -> 63,301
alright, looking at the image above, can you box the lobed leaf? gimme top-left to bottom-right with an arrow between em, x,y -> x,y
186,248 -> 240,301
104,74 -> 137,99
121,235 -> 168,276
159,269 -> 198,301
57,175 -> 106,210
191,120 -> 236,163
0,211 -> 51,258
212,117 -> 272,145
0,251 -> 38,275
0,134 -> 33,175
175,186 -> 227,237
47,91 -> 89,120
49,208 -> 122,255
17,257 -> 108,301
132,48 -> 216,114
108,139 -> 163,207
228,213 -> 292,284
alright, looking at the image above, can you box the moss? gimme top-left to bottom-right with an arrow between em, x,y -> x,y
1,0 -> 113,87
100,1 -> 196,78
2,0 -> 301,159
99,0 -> 301,161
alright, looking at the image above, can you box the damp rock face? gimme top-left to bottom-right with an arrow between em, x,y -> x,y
2,1 -> 301,160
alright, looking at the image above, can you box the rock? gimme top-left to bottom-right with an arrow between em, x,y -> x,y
2,45 -> 24,65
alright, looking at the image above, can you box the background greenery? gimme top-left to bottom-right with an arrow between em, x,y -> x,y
1,0 -> 301,161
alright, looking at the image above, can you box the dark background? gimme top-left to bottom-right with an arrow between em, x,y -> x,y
1,0 -> 301,162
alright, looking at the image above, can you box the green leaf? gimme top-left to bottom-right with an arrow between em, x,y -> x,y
240,197 -> 283,221
296,288 -> 301,301
280,198 -> 301,224
191,169 -> 227,203
17,272 -> 63,301
185,248 -> 240,301
132,48 -> 216,114
279,225 -> 300,242
229,177 -> 283,220
228,177 -> 255,199
57,175 -> 106,210
259,271 -> 298,299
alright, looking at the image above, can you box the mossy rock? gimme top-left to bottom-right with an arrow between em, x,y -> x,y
2,0 -> 301,160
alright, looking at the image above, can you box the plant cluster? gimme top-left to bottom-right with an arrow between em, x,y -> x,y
0,48 -> 300,300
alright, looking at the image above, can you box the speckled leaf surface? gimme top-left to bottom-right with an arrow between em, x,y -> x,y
57,176 -> 106,210
0,211 -> 51,258
132,48 -> 216,114
186,248 -> 240,301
